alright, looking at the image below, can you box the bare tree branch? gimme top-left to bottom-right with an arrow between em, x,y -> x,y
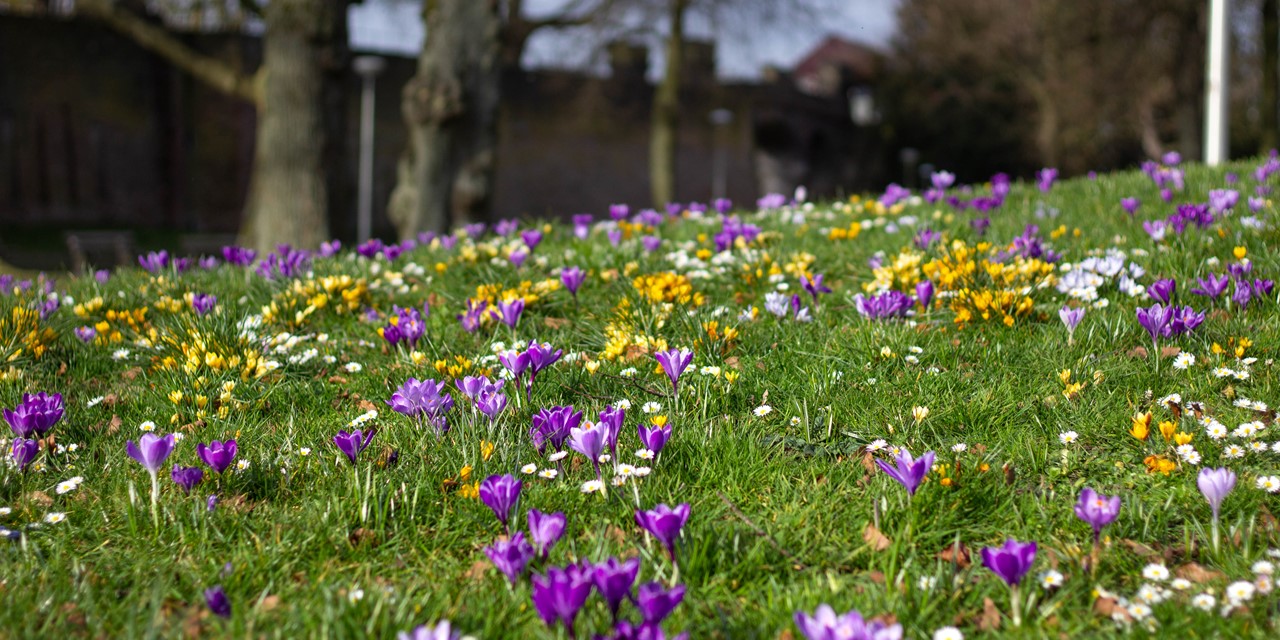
79,0 -> 261,104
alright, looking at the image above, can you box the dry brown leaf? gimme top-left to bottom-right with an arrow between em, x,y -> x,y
1160,346 -> 1182,358
121,367 -> 142,380
543,317 -> 571,330
256,594 -> 281,612
938,542 -> 971,568
328,375 -> 349,384
349,528 -> 378,547
464,560 -> 490,583
26,490 -> 53,507
1122,539 -> 1161,561
357,399 -> 377,412
1126,346 -> 1148,358
1094,596 -> 1130,621
724,356 -> 740,369
859,452 -> 876,473
862,523 -> 891,551
978,597 -> 1002,631
1176,563 -> 1225,584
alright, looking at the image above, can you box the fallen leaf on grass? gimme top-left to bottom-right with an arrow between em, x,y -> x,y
1176,563 -> 1225,584
978,597 -> 1002,631
1094,596 -> 1130,621
938,542 -> 970,568
863,523 -> 891,551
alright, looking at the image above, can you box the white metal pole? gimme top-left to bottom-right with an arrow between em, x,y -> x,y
1205,0 -> 1230,166
353,56 -> 386,243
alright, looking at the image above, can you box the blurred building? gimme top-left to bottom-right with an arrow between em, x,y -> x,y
0,12 -> 883,258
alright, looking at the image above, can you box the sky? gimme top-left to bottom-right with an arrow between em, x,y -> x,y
349,0 -> 899,80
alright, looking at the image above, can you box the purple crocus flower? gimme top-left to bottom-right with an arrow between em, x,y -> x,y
794,604 -> 903,640
569,421 -> 607,476
1059,305 -> 1084,343
913,228 -> 941,250
530,406 -> 582,454
714,198 -> 733,213
641,236 -> 662,253
387,378 -> 455,433
1036,167 -> 1058,192
476,390 -> 509,421
172,464 -> 204,495
853,291 -> 914,320
1198,467 -> 1236,521
127,432 -> 176,474
221,246 -> 257,266
531,563 -> 594,637
1074,486 -> 1121,546
1233,282 -> 1252,309
496,299 -> 525,328
205,585 -> 231,619
635,582 -> 686,624
607,229 -> 623,247
197,439 -> 238,474
915,280 -> 934,310
499,349 -> 531,384
800,273 -> 832,304
521,229 -> 544,250
1209,188 -> 1239,212
485,531 -> 535,585
572,214 -> 593,239
75,326 -> 97,343
970,216 -> 991,236
1135,303 -> 1173,343
333,428 -> 376,465
138,250 -> 169,273
381,323 -> 403,347
509,250 -> 530,269
1142,219 -> 1168,242
653,348 -> 694,396
875,449 -> 935,497
931,170 -> 956,190
479,474 -> 522,531
594,557 -> 641,620
1167,306 -> 1204,335
638,423 -> 672,455
1251,278 -> 1275,298
1120,198 -> 1140,215
1147,278 -> 1176,305
609,204 -> 630,221
982,538 -> 1037,586
598,405 -> 626,459
528,509 -> 567,559
1162,151 -> 1181,166
494,219 -> 519,236
525,342 -> 563,398
561,267 -> 586,298
4,391 -> 65,438
1191,273 -> 1230,299
207,494 -> 219,512
635,503 -> 691,560
11,438 -> 38,472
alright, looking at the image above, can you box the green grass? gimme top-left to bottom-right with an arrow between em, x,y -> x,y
1,158 -> 1280,638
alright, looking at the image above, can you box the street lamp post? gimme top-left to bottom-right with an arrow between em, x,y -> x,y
1204,0 -> 1230,166
353,55 -> 386,243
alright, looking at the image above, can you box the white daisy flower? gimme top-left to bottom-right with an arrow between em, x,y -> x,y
343,362 -> 363,373
521,463 -> 538,475
1227,580 -> 1256,604
139,421 -> 156,432
235,459 -> 250,472
43,512 -> 66,524
952,443 -> 967,453
753,404 -> 773,417
917,576 -> 936,590
1039,570 -> 1064,589
1059,431 -> 1079,445
1126,603 -> 1152,619
299,448 -> 312,456
1170,578 -> 1192,591
642,402 -> 662,414
86,396 -> 104,408
615,399 -> 632,410
1206,421 -> 1228,440
1252,560 -> 1275,575
538,469 -> 559,479
1173,352 -> 1196,370
932,628 -> 964,640
112,349 -> 131,361
867,439 -> 888,452
1224,444 -> 1246,459
1257,476 -> 1280,493
548,451 -> 568,462
1141,563 -> 1170,582
635,449 -> 655,460
55,480 -> 78,495
580,480 -> 605,494
1192,593 -> 1216,611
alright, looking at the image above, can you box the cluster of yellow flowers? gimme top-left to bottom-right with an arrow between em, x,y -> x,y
0,305 -> 57,361
600,322 -> 669,362
154,328 -> 264,381
261,275 -> 369,329
433,355 -> 488,380
632,272 -> 703,306
165,379 -> 245,423
473,279 -> 559,306
922,241 -> 1056,327
73,297 -> 151,344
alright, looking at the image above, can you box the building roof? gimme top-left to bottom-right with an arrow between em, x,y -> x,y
792,36 -> 881,84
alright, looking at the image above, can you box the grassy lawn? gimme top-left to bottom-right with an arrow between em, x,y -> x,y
1,157 -> 1279,639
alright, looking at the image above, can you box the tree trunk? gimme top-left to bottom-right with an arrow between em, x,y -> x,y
649,0 -> 687,207
1264,0 -> 1278,152
239,0 -> 335,253
388,0 -> 501,240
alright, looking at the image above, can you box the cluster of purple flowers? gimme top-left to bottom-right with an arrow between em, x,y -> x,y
456,299 -> 489,333
711,216 -> 761,253
455,375 -> 509,422
255,245 -> 311,280
1135,302 -> 1204,344
763,292 -> 812,323
381,303 -> 429,349
221,245 -> 257,266
852,290 -> 915,320
5,391 -> 64,472
500,342 -> 563,400
387,377 -> 455,435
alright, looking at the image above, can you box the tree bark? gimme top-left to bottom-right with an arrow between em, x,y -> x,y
649,0 -> 687,207
389,0 -> 502,240
1264,0 -> 1278,152
238,0 -> 336,253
